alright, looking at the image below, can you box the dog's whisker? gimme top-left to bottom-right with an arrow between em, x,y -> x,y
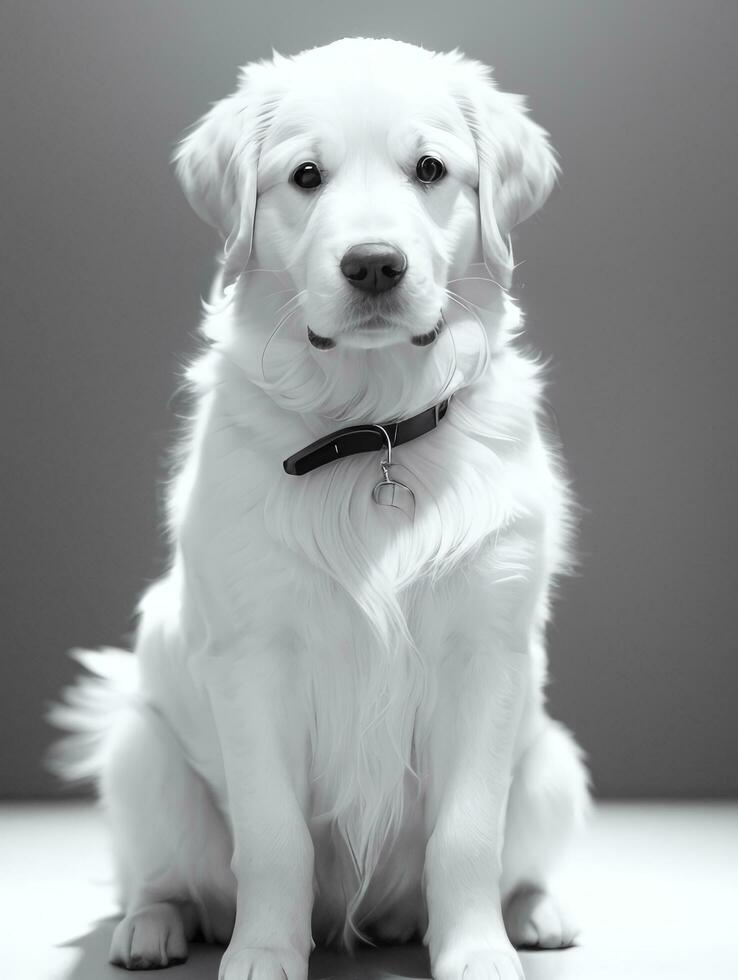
446,275 -> 506,292
238,259 -> 301,277
446,276 -> 498,286
274,288 -> 306,317
444,289 -> 492,380
445,277 -> 508,305
445,289 -> 491,364
260,301 -> 304,383
435,311 -> 459,401
263,286 -> 300,302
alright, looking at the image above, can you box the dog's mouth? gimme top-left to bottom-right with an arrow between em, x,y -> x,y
410,317 -> 444,347
307,312 -> 445,352
307,327 -> 337,350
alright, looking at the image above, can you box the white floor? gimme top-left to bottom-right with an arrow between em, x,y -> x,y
2,801 -> 737,980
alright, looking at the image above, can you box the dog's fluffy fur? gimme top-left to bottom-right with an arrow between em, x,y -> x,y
50,37 -> 590,980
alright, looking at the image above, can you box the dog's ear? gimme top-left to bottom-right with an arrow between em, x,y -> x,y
173,91 -> 258,289
451,59 -> 559,288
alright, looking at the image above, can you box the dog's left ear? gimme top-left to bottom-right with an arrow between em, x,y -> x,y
172,90 -> 258,289
451,60 -> 559,289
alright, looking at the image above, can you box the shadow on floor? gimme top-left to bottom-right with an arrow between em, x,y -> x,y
58,919 -> 434,980
58,919 -> 573,980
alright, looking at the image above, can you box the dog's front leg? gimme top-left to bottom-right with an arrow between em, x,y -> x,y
206,648 -> 314,980
423,640 -> 530,980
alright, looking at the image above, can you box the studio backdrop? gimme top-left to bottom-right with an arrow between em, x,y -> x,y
1,0 -> 737,798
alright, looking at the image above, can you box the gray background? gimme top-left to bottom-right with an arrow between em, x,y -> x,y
2,0 -> 737,798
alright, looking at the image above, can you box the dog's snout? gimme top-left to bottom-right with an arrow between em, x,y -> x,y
340,242 -> 407,294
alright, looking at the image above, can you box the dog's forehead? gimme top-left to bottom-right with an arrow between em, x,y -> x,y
278,95 -> 452,146
262,78 -> 468,166
261,41 -> 464,144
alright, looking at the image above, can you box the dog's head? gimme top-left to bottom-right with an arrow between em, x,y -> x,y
174,38 -> 556,376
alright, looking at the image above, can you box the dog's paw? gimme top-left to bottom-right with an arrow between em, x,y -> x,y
109,902 -> 189,969
504,887 -> 579,949
219,945 -> 308,980
433,943 -> 524,980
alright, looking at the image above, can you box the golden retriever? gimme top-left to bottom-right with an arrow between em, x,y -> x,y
51,36 -> 590,980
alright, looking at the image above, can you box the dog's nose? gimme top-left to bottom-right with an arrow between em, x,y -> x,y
340,242 -> 407,294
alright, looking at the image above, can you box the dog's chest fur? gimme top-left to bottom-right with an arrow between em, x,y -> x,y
152,344 -> 559,939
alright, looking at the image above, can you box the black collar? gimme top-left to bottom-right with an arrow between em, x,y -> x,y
283,397 -> 451,476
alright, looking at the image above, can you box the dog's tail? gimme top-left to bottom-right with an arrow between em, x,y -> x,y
46,647 -> 139,785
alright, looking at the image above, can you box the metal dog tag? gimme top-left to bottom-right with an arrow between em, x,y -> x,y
372,462 -> 416,520
371,428 -> 415,521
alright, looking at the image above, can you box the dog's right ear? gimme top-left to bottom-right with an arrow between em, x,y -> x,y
173,92 -> 258,289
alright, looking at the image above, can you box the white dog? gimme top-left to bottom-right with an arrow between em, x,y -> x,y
51,37 -> 590,980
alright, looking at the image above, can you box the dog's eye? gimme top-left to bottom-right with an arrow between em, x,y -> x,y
291,162 -> 322,190
416,155 -> 446,184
